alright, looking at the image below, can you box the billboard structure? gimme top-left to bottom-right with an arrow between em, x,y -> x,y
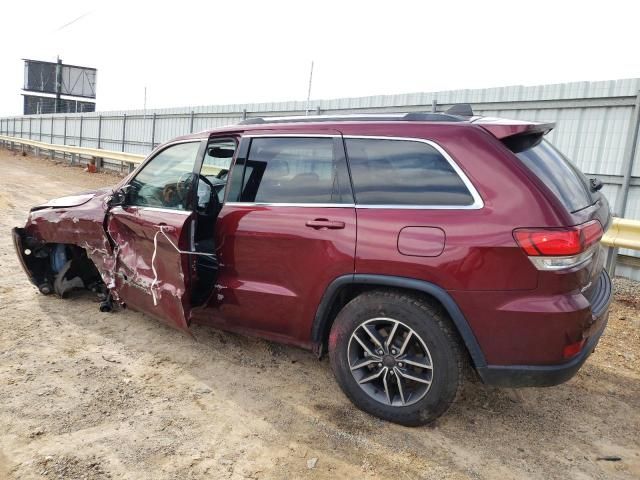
22,58 -> 97,114
22,95 -> 95,115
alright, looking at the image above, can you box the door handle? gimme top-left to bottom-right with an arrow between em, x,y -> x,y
305,219 -> 346,230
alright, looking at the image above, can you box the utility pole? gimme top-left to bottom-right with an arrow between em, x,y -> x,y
55,56 -> 63,114
305,61 -> 314,116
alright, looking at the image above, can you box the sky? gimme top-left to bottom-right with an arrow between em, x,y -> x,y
1,0 -> 639,115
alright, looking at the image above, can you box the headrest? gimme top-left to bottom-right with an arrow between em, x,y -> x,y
266,159 -> 289,178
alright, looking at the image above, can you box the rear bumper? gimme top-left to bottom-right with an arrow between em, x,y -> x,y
476,271 -> 612,387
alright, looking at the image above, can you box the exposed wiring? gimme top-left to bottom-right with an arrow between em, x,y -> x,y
150,225 -> 216,306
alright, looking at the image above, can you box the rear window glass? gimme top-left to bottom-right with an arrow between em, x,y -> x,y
516,140 -> 594,213
344,138 -> 475,206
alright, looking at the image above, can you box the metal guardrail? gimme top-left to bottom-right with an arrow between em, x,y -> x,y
0,134 -> 145,168
601,218 -> 640,250
0,134 -> 226,176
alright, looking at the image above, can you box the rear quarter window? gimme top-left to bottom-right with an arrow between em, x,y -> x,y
516,140 -> 595,213
344,138 -> 475,206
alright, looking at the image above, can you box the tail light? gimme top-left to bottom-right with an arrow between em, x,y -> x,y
563,339 -> 586,358
513,220 -> 604,271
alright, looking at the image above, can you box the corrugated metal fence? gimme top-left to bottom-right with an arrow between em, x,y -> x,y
2,78 -> 640,279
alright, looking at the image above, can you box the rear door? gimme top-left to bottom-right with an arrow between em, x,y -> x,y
213,133 -> 356,343
107,140 -> 205,331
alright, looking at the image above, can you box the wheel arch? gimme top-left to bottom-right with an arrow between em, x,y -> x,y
310,274 -> 487,368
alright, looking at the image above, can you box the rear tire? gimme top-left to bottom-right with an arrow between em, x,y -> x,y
329,290 -> 463,426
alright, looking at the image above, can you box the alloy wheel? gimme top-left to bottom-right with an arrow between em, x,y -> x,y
347,317 -> 434,407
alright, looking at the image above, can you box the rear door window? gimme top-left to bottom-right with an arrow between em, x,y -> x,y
234,137 -> 352,204
344,138 -> 475,206
516,140 -> 595,213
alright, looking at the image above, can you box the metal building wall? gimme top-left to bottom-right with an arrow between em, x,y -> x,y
2,78 -> 640,278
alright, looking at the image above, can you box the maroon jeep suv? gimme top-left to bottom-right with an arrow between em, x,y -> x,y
13,108 -> 612,425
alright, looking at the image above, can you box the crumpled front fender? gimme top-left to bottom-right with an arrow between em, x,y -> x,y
30,187 -> 112,211
17,189 -> 120,297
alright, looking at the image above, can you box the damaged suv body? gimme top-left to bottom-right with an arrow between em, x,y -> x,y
13,110 -> 613,425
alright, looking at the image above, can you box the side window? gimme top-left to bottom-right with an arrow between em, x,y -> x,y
128,141 -> 200,211
344,138 -> 475,206
196,139 -> 236,212
236,137 -> 352,204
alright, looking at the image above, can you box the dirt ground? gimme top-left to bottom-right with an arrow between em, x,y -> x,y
0,148 -> 639,480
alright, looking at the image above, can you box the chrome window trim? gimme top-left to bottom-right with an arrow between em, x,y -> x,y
241,134 -> 340,138
355,204 -> 479,210
342,135 -> 484,210
226,134 -> 484,210
114,205 -> 193,216
137,206 -> 193,215
224,202 -> 478,210
225,202 -> 355,208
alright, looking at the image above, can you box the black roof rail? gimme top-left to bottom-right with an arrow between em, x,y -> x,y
237,112 -> 468,125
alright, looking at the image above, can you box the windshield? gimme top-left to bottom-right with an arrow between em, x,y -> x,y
516,139 -> 595,213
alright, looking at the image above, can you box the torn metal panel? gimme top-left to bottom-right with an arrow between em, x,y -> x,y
106,206 -> 193,331
15,186 -> 196,332
19,188 -> 119,297
30,189 -> 105,211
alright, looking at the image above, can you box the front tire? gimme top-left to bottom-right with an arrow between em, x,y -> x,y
329,290 -> 464,426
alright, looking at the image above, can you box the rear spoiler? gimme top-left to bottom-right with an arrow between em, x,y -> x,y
472,117 -> 555,153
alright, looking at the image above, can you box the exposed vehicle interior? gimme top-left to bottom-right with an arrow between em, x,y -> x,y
190,138 -> 236,305
104,137 -> 237,307
127,142 -> 202,210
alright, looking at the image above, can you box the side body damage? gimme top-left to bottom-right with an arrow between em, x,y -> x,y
13,188 -> 193,328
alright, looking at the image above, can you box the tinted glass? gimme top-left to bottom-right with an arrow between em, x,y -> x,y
238,137 -> 352,203
344,138 -> 474,205
128,142 -> 200,210
516,140 -> 594,213
197,139 -> 236,211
